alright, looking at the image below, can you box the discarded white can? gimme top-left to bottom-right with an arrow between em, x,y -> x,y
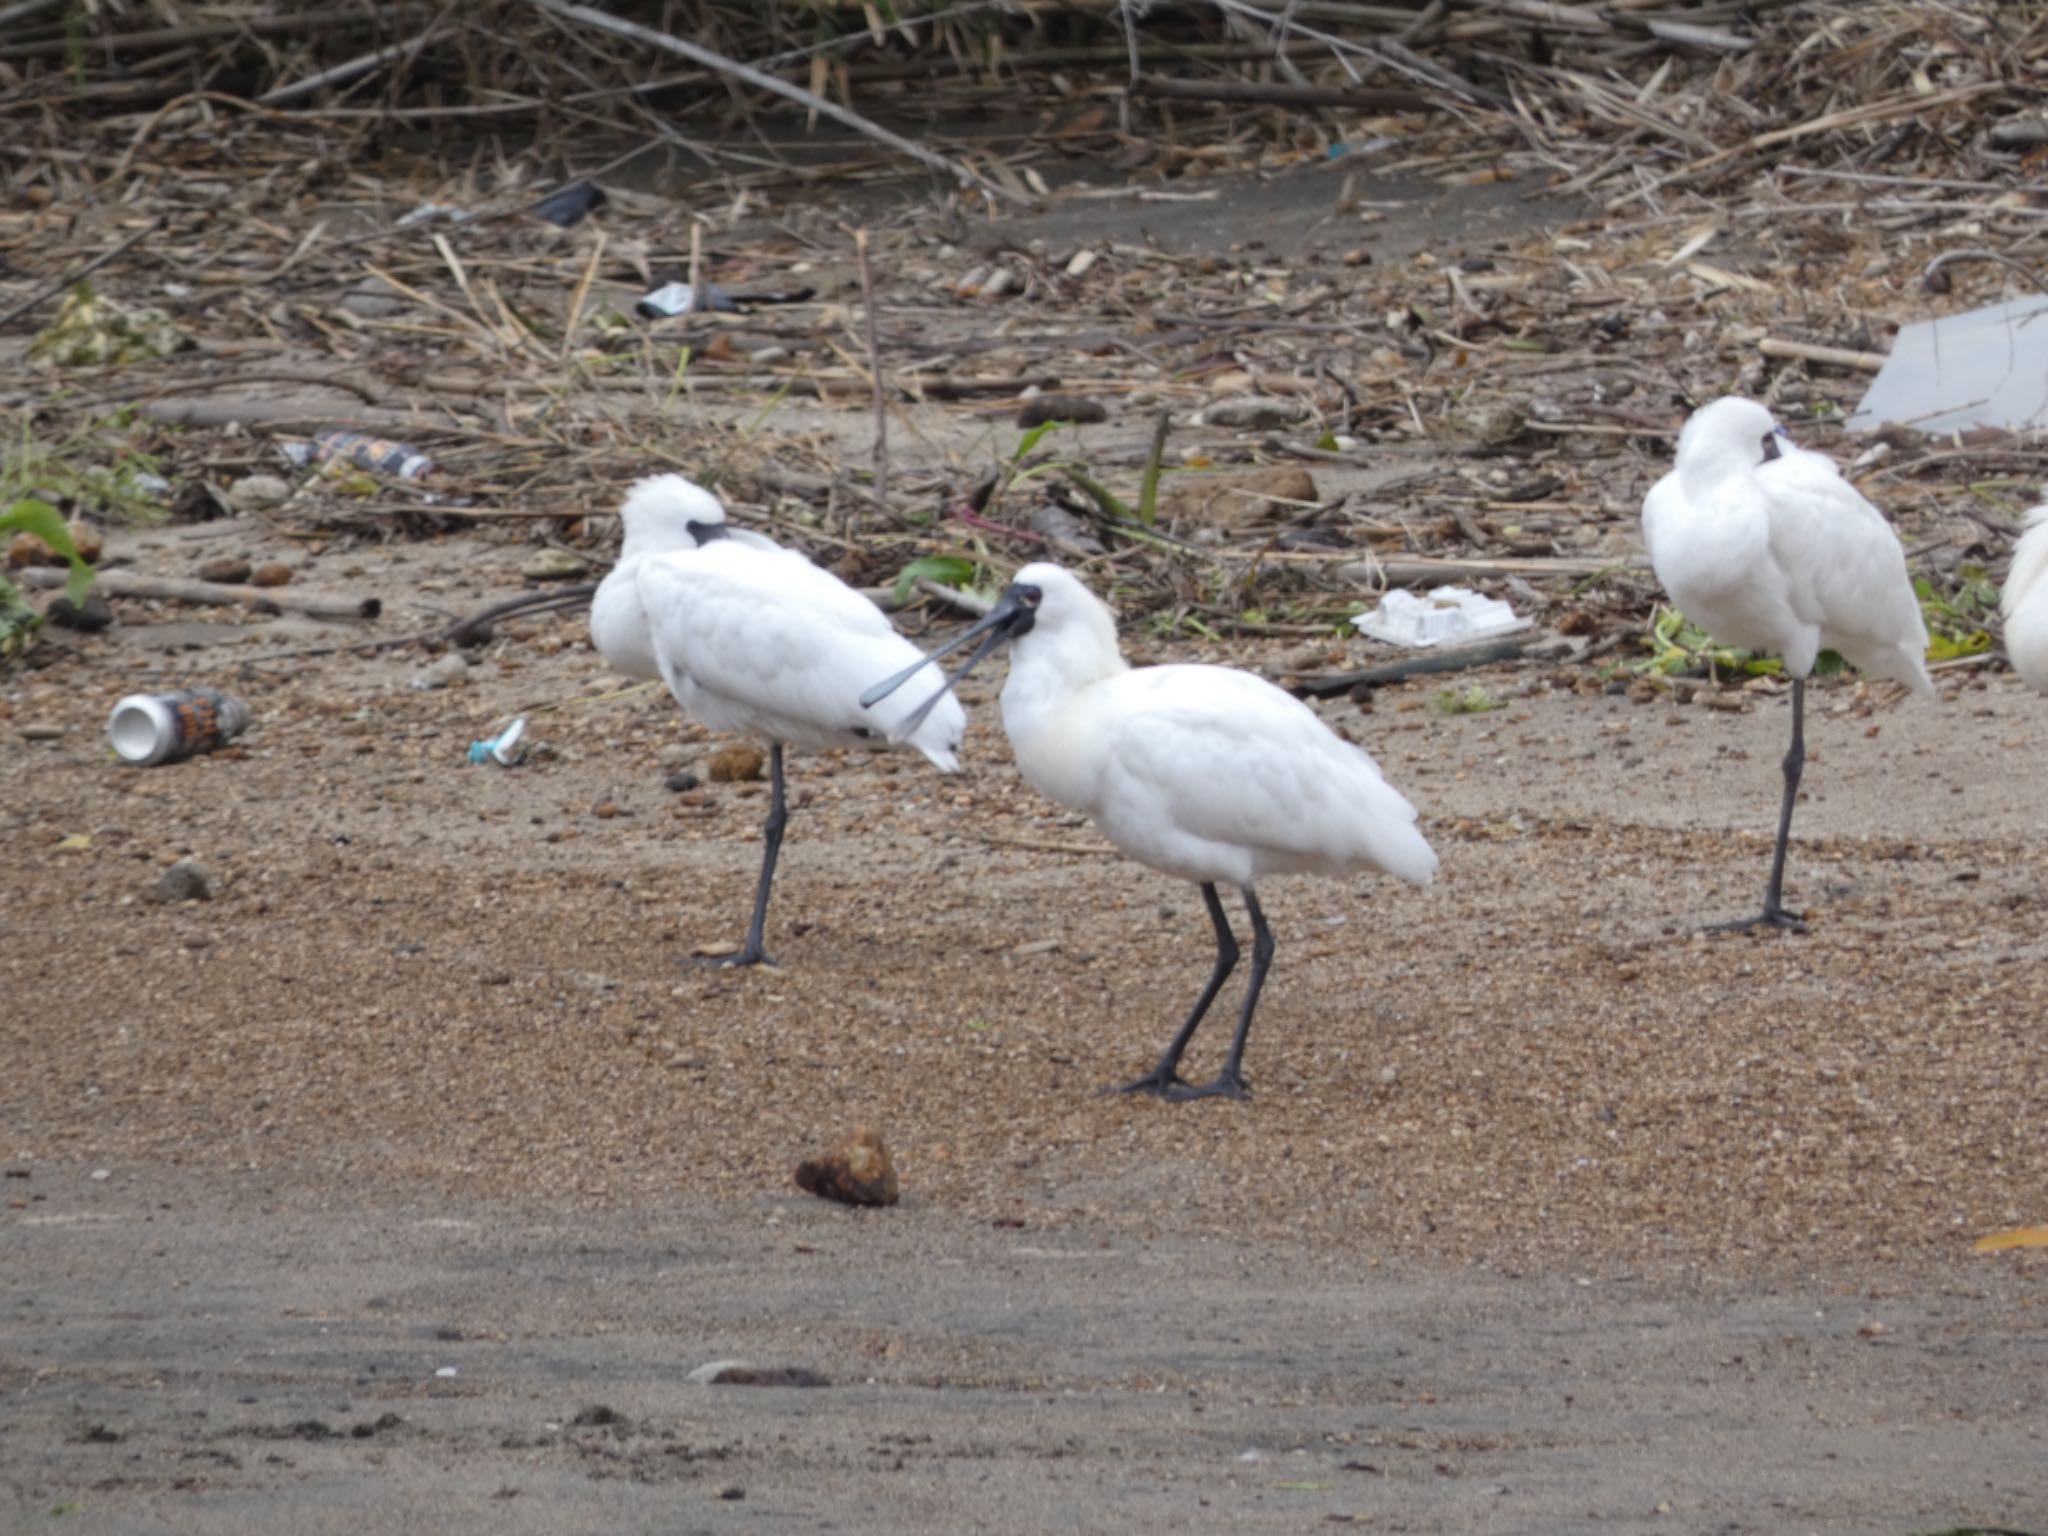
107,689 -> 250,766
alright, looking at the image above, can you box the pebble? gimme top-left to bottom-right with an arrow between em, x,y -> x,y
152,857 -> 212,904
410,653 -> 470,690
1016,394 -> 1108,429
338,277 -> 406,319
197,555 -> 253,585
1201,395 -> 1308,430
248,562 -> 293,588
665,769 -> 701,793
90,1169 -> 110,1182
226,475 -> 291,512
708,742 -> 765,783
794,1125 -> 899,1208
48,593 -> 113,631
19,723 -> 66,741
521,549 -> 590,582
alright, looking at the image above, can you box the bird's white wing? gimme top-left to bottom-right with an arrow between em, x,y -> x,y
635,545 -> 956,754
1758,449 -> 1931,689
1086,666 -> 1437,885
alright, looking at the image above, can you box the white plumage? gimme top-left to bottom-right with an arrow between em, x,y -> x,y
1643,397 -> 1933,692
864,561 -> 1435,1100
2000,501 -> 2048,693
592,473 -> 966,966
1642,397 -> 1934,929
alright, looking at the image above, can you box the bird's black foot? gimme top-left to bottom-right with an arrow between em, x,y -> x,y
1104,1067 -> 1189,1098
1706,907 -> 1806,936
1167,1071 -> 1251,1103
685,945 -> 778,969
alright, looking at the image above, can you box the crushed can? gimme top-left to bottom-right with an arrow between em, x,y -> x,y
108,688 -> 250,766
311,429 -> 435,481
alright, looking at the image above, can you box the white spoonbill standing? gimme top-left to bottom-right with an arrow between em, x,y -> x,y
591,474 -> 967,966
1642,396 -> 1934,931
862,562 -> 1437,1101
2000,501 -> 2048,693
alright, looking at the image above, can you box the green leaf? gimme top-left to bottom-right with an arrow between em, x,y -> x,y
893,554 -> 979,606
0,498 -> 94,605
1011,419 -> 1066,461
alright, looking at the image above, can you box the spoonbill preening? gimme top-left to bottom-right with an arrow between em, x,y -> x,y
863,562 -> 1437,1101
1642,397 -> 1935,931
2000,502 -> 2048,692
592,475 -> 966,966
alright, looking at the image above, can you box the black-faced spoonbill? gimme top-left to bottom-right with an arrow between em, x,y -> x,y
1642,397 -> 1935,931
862,562 -> 1437,1101
591,474 -> 967,966
2000,503 -> 2048,692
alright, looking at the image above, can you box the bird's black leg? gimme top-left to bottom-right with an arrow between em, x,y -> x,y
1712,678 -> 1808,934
1170,885 -> 1273,1103
692,741 -> 785,968
1109,882 -> 1235,1097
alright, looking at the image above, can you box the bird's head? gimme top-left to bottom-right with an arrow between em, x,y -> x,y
857,562 -> 1118,741
1676,396 -> 1786,473
618,473 -> 732,557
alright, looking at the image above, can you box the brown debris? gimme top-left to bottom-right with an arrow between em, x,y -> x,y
707,742 -> 766,783
794,1127 -> 899,1209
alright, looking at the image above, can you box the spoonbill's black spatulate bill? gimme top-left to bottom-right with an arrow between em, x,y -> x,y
865,562 -> 1437,1100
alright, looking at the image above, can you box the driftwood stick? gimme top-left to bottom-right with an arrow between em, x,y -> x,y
256,24 -> 438,107
0,217 -> 165,330
517,0 -> 1023,204
1757,336 -> 1888,374
18,566 -> 381,621
854,226 -> 890,511
1288,638 -> 1527,697
1134,73 -> 1436,112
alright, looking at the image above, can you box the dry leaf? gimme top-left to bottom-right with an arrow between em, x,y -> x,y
1972,1226 -> 2048,1254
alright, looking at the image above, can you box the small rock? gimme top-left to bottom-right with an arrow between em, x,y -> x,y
521,549 -> 590,582
715,1487 -> 745,1502
689,1361 -> 830,1388
48,593 -> 114,631
1626,680 -> 1659,704
338,277 -> 407,319
1016,394 -> 1108,429
707,742 -> 765,783
152,858 -> 212,904
248,562 -> 293,588
1200,395 -> 1309,430
90,1168 -> 110,1182
410,653 -> 470,690
226,475 -> 291,512
591,800 -> 621,819
686,1358 -> 756,1385
19,723 -> 66,741
1701,690 -> 1748,713
794,1125 -> 899,1208
197,555 -> 253,585
665,769 -> 701,793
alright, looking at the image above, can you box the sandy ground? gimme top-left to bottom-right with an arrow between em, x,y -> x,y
5,509 -> 2048,1532
6,162 -> 2048,1534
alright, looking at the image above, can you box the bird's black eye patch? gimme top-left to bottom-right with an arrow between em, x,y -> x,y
688,519 -> 730,543
1758,431 -> 1782,464
1018,584 -> 1043,609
